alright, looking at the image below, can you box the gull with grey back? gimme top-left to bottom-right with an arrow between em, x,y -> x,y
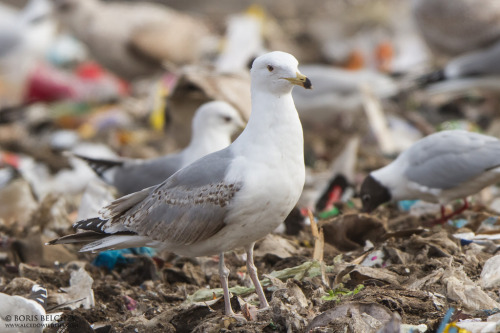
360,130 -> 500,216
48,51 -> 312,317
75,101 -> 245,195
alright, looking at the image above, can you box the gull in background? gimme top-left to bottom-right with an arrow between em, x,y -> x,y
53,0 -> 213,80
410,0 -> 500,58
0,0 -> 56,106
48,51 -> 312,317
0,0 -> 54,59
417,40 -> 500,92
75,101 -> 245,195
0,284 -> 50,333
360,130 -> 500,222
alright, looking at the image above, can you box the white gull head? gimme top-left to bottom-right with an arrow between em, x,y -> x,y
191,100 -> 244,140
250,51 -> 312,96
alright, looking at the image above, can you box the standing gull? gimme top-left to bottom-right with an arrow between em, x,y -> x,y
48,51 -> 312,316
75,101 -> 245,195
360,130 -> 500,221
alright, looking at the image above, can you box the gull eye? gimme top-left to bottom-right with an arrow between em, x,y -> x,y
223,116 -> 232,123
267,65 -> 274,72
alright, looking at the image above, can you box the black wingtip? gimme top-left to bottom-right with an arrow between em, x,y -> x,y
72,153 -> 124,178
73,217 -> 108,232
28,285 -> 48,309
46,231 -> 108,245
416,69 -> 446,87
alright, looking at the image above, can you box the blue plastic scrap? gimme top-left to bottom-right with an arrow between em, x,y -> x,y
398,200 -> 419,212
92,247 -> 156,270
437,308 -> 455,333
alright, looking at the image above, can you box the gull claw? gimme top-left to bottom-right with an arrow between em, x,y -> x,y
223,313 -> 247,323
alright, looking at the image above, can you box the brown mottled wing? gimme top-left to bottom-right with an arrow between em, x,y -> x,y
105,147 -> 242,245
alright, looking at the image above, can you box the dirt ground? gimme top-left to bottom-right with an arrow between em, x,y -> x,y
2,193 -> 500,332
2,0 -> 500,332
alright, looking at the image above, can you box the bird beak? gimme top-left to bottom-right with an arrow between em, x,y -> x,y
284,72 -> 312,89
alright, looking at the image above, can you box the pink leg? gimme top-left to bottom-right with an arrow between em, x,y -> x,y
432,198 -> 469,225
219,252 -> 235,316
245,243 -> 269,309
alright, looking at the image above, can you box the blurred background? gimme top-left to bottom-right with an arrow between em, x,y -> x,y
3,0 -> 500,244
2,0 -> 500,239
3,0 -> 500,331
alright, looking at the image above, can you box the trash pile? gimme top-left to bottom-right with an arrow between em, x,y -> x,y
1,0 -> 500,332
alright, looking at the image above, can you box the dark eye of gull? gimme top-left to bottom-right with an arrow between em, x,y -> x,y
223,116 -> 232,123
267,65 -> 274,72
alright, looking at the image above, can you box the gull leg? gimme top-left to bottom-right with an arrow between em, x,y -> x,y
219,252 -> 235,316
440,205 -> 446,220
432,198 -> 469,225
452,198 -> 469,216
245,242 -> 269,309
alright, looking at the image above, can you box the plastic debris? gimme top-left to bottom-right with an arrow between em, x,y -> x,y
480,254 -> 500,289
306,302 -> 393,332
92,247 -> 156,271
398,200 -> 419,212
448,219 -> 469,228
437,308 -> 456,333
56,268 -> 95,310
443,267 -> 500,311
123,295 -> 138,311
77,179 -> 115,220
361,249 -> 386,267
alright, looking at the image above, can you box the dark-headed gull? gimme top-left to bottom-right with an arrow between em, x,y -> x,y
360,130 -> 500,221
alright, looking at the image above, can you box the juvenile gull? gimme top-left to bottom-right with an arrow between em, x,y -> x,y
48,51 -> 312,316
360,130 -> 500,221
75,101 -> 244,195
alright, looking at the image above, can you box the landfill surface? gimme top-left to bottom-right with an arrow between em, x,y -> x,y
1,0 -> 500,332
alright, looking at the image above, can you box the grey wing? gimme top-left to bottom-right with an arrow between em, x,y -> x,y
405,131 -> 500,189
446,40 -> 500,77
114,153 -> 184,195
108,147 -> 241,245
0,26 -> 21,57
